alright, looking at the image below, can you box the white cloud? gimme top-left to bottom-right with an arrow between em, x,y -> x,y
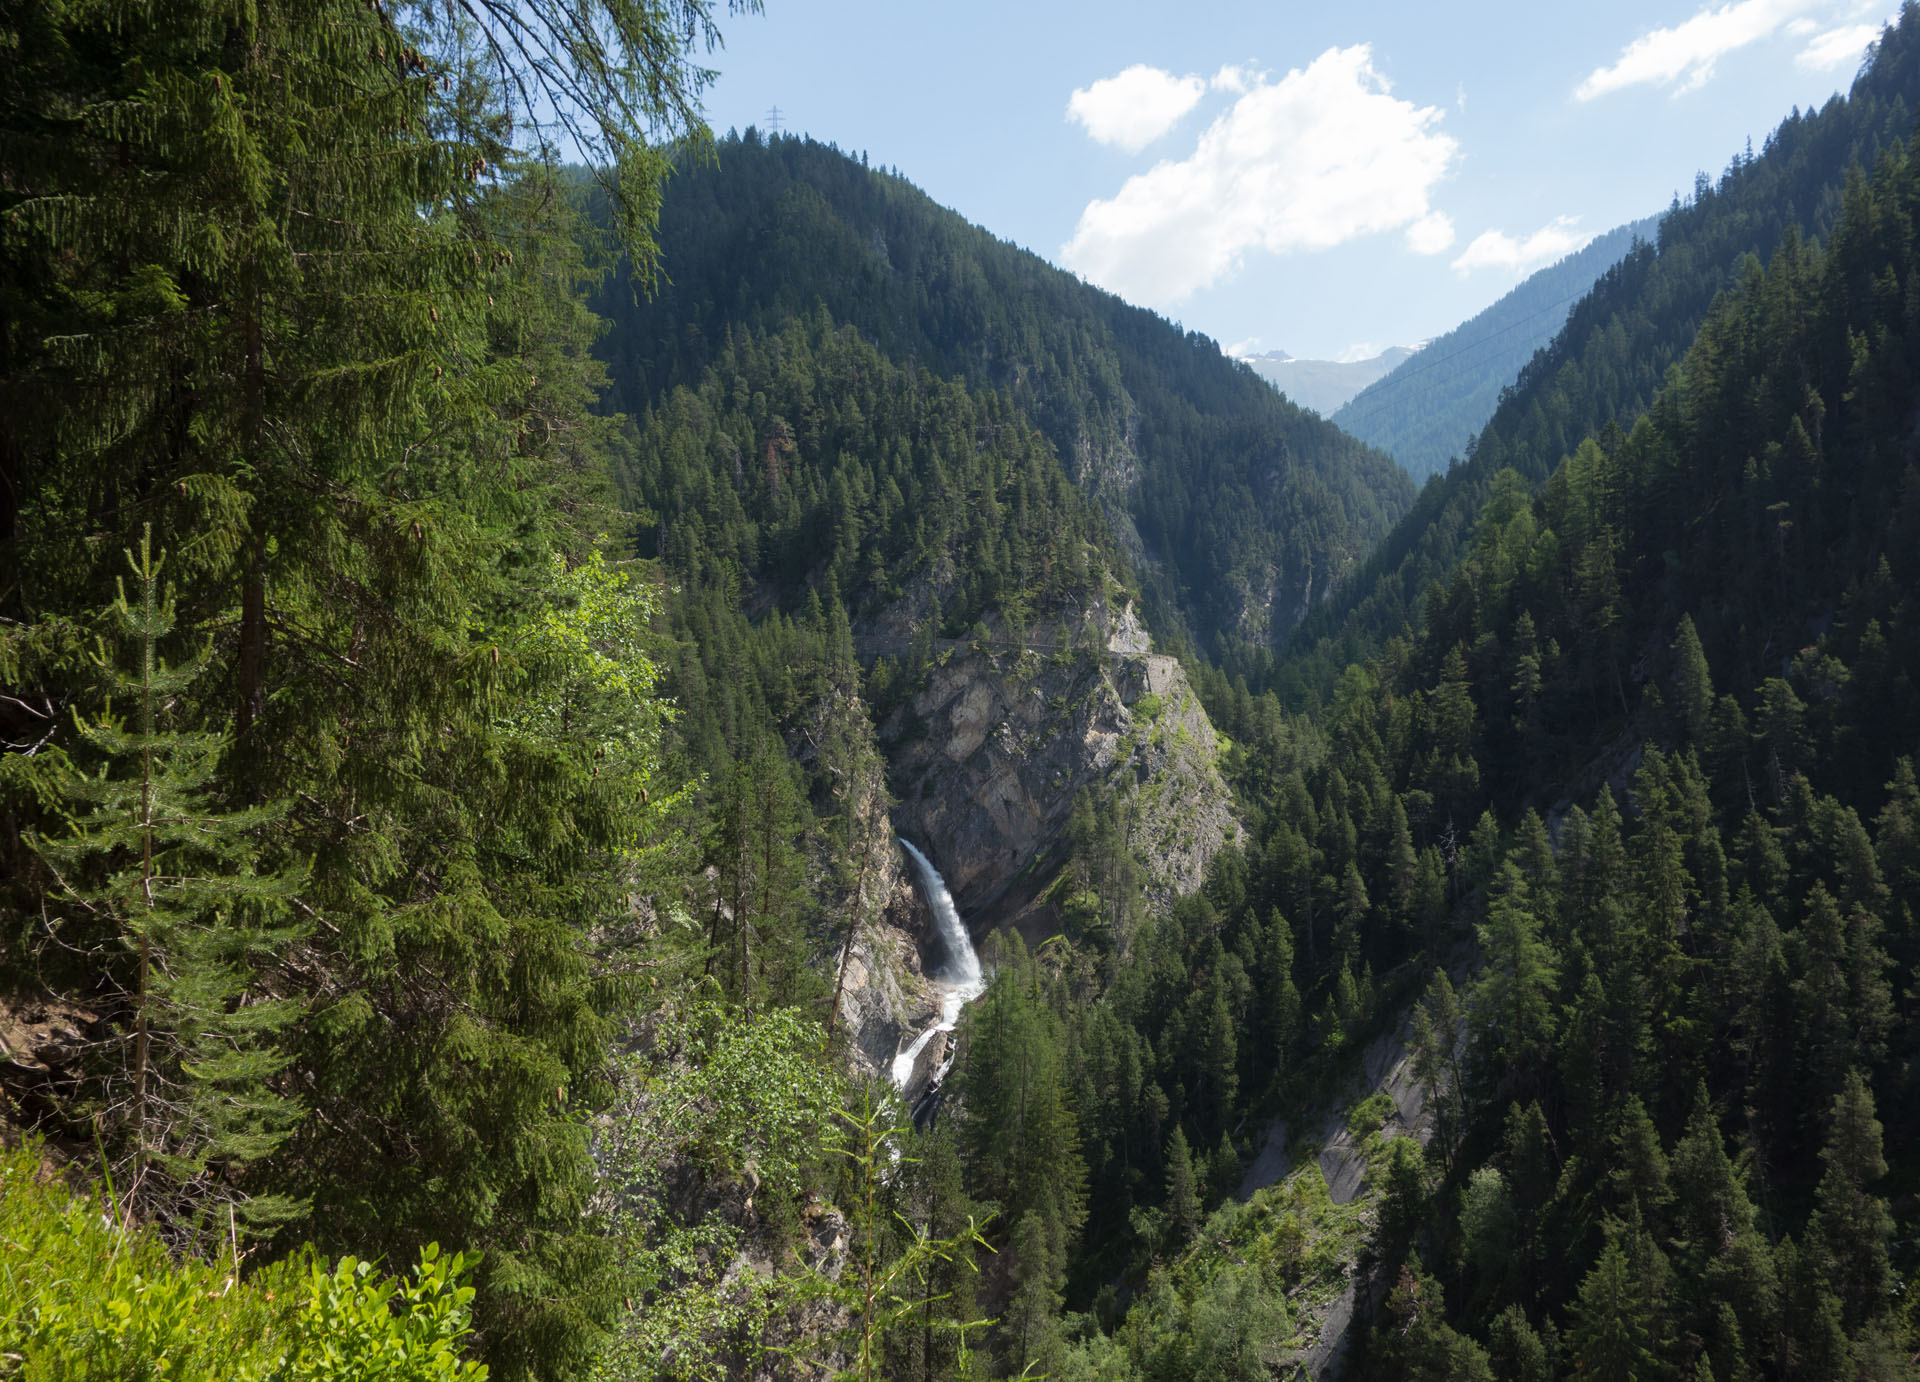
1337,342 -> 1383,364
1576,0 -> 1818,100
1786,16 -> 1820,33
1225,337 -> 1263,358
1060,45 -> 1459,307
1451,217 -> 1593,276
1406,210 -> 1457,255
1212,63 -> 1257,94
1795,21 -> 1881,68
1067,65 -> 1208,153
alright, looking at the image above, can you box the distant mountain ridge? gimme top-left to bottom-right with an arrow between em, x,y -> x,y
591,133 -> 1415,655
1241,345 -> 1418,416
1331,216 -> 1661,479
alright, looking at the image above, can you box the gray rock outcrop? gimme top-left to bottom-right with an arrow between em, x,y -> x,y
880,597 -> 1236,926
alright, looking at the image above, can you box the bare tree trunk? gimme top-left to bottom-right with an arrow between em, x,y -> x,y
756,802 -> 779,993
236,296 -> 268,739
737,840 -> 751,1019
235,525 -> 268,738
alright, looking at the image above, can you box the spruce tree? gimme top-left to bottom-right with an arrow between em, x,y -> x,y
1567,1239 -> 1662,1382
1259,908 -> 1302,1082
1488,1307 -> 1551,1382
1807,1070 -> 1895,1329
1164,1126 -> 1201,1251
1003,1209 -> 1067,1377
29,531 -> 305,1241
1606,1096 -> 1672,1226
1471,861 -> 1560,1091
1410,967 -> 1466,1170
1673,614 -> 1715,744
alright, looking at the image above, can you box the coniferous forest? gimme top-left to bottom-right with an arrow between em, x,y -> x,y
1330,214 -> 1661,484
3,4 -> 1920,1381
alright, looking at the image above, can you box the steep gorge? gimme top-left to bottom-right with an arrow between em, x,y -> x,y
832,588 -> 1239,1081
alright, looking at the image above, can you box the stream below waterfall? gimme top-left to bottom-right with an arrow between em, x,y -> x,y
890,840 -> 986,1092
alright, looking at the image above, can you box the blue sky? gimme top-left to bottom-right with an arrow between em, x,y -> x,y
696,1 -> 1893,362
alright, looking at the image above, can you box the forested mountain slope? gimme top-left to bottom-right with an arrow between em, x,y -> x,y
1280,7 -> 1920,700
590,134 -> 1415,656
1043,100 -> 1920,1382
1333,216 -> 1660,480
10,2 -> 1920,1380
618,311 -> 1236,919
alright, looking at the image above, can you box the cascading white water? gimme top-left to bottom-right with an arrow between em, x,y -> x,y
890,839 -> 987,1090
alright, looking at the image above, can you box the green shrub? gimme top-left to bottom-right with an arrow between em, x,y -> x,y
1345,1093 -> 1395,1139
0,1144 -> 484,1381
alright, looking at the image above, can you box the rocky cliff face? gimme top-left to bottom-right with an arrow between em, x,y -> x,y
821,577 -> 1240,1079
877,595 -> 1237,931
830,853 -> 939,1081
779,686 -> 942,1083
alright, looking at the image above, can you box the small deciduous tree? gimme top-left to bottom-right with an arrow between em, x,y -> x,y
817,1090 -> 992,1382
592,999 -> 837,1382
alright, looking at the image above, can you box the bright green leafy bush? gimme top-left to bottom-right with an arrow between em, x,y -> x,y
0,1145 -> 484,1382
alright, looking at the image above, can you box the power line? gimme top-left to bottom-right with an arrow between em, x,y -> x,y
765,104 -> 785,136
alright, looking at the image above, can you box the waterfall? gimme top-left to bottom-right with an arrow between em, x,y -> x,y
890,839 -> 987,1091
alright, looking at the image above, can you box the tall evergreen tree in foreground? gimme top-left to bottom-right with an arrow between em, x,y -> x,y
1,3 -> 744,1377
